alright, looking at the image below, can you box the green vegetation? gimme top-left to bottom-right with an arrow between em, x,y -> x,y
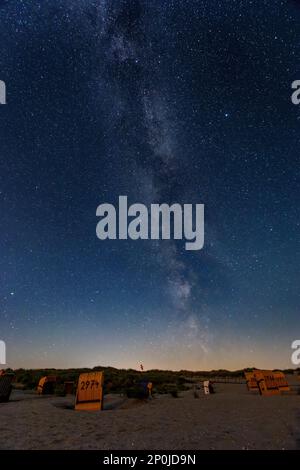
10,366 -> 236,394
10,366 -> 299,396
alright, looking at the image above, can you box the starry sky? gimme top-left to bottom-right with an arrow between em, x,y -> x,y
0,0 -> 299,371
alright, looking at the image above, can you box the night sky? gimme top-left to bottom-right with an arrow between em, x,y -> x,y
0,0 -> 299,370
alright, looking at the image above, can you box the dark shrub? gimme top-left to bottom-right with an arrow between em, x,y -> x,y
54,385 -> 66,397
126,385 -> 148,400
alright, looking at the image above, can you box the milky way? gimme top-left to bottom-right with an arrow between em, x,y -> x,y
0,1 -> 299,370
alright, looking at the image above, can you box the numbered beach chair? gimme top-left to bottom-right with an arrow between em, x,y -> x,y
0,372 -> 14,402
75,371 -> 104,410
37,375 -> 57,395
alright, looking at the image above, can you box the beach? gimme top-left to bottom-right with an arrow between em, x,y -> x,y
1,378 -> 299,450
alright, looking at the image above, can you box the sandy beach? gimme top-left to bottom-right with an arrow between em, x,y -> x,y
1,378 -> 299,450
